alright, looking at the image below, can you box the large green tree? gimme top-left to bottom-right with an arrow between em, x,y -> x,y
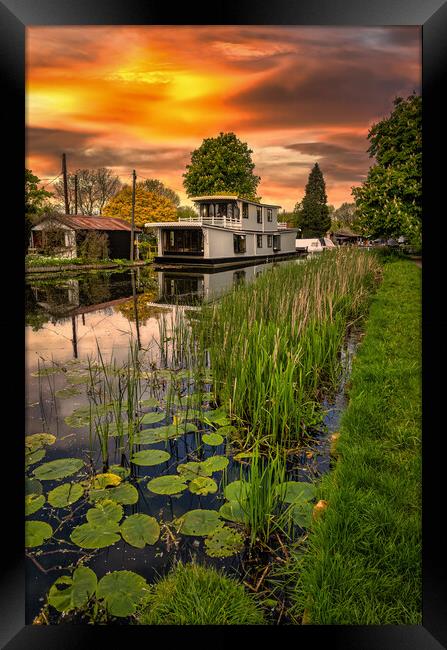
352,94 -> 421,244
25,168 -> 53,252
183,132 -> 260,200
142,179 -> 180,207
299,163 -> 331,237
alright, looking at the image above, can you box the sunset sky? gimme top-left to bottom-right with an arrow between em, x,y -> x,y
26,26 -> 420,211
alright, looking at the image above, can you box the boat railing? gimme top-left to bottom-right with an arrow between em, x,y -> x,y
178,215 -> 243,230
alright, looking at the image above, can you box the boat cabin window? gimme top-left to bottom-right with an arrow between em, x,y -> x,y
242,203 -> 249,219
273,234 -> 281,251
256,234 -> 263,248
267,208 -> 273,222
267,235 -> 273,248
257,207 -> 262,224
233,234 -> 246,254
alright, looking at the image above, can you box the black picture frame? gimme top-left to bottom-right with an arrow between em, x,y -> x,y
2,1 -> 446,647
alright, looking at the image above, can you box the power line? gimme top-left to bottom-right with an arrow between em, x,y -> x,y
41,173 -> 62,189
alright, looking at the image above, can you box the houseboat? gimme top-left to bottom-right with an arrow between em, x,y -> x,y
146,196 -> 299,268
295,237 -> 336,253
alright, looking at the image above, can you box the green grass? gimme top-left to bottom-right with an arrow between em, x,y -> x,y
137,562 -> 265,625
289,260 -> 421,624
25,255 -> 147,268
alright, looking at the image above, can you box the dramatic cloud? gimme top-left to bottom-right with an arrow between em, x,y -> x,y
26,26 -> 420,210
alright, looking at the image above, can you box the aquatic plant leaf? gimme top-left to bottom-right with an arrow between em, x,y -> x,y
97,570 -> 149,617
33,458 -> 84,481
86,500 -> 123,527
55,387 -> 82,399
25,477 -> 43,496
131,449 -> 170,467
133,424 -> 193,445
120,514 -> 160,548
25,433 -> 56,450
189,477 -> 218,496
233,451 -> 254,461
25,520 -> 53,547
175,509 -> 222,536
176,409 -> 203,422
89,483 -> 139,505
31,366 -> 61,377
109,465 -> 130,480
48,482 -> 84,508
276,481 -> 316,504
48,566 -> 97,612
64,413 -> 90,428
201,408 -> 228,423
224,480 -> 251,503
139,397 -> 161,408
25,448 -> 46,468
205,526 -> 244,557
202,432 -> 223,446
290,502 -> 313,528
202,455 -> 229,473
177,461 -> 212,480
215,425 -> 238,437
147,475 -> 188,495
70,523 -> 121,549
219,501 -> 247,524
140,412 -> 165,425
93,473 -> 122,489
25,493 -> 45,516
66,374 -> 90,385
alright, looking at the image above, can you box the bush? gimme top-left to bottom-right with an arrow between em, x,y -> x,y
137,562 -> 265,625
77,231 -> 109,260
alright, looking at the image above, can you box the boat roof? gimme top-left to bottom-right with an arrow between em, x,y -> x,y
189,195 -> 282,209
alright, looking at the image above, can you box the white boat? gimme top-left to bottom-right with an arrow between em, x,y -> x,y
295,237 -> 335,253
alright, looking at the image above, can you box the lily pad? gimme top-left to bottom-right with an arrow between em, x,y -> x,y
140,412 -> 165,425
71,522 -> 121,549
224,480 -> 251,503
216,425 -> 238,437
147,475 -> 188,495
33,458 -> 84,481
48,566 -> 97,613
189,477 -> 218,495
55,387 -> 82,399
175,509 -> 222,536
97,570 -> 149,617
139,397 -> 161,408
25,433 -> 56,450
109,465 -> 130,480
120,514 -> 160,548
25,520 -> 53,547
276,481 -> 316,504
177,461 -> 212,480
86,500 -> 123,528
202,455 -> 229,473
48,483 -> 84,508
93,473 -> 122,489
202,432 -> 224,446
31,366 -> 61,377
290,502 -> 313,528
89,483 -> 139,505
205,526 -> 244,557
66,374 -> 90,385
131,449 -> 170,467
219,500 -> 247,524
25,493 -> 45,516
176,409 -> 203,422
25,448 -> 46,468
25,477 -> 43,496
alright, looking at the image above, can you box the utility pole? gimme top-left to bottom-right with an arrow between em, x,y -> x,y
74,173 -> 78,214
130,169 -> 136,262
62,153 -> 70,214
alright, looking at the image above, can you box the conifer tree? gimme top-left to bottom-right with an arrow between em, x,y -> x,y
299,163 -> 331,237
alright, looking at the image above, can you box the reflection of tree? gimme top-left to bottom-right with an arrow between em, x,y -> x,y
78,274 -> 111,306
115,289 -> 168,325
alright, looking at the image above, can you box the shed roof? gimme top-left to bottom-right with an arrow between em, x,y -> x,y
33,214 -> 141,232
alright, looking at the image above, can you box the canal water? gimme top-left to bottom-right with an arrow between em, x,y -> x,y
25,260 -> 356,623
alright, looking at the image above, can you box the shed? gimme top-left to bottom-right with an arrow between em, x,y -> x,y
30,214 -> 141,260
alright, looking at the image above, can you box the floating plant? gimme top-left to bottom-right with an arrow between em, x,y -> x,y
25,493 -> 45,516
130,449 -> 170,467
120,514 -> 160,548
47,566 -> 97,613
147,475 -> 188,495
89,483 -> 139,505
33,458 -> 84,481
175,509 -> 222,536
48,483 -> 84,508
202,432 -> 224,446
188,476 -> 218,495
205,526 -> 245,557
96,570 -> 149,617
25,521 -> 53,547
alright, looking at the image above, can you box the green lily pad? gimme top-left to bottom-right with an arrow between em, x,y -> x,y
97,570 -> 149,617
216,425 -> 238,437
290,502 -> 313,528
205,526 -> 245,557
25,520 -> 53,547
140,412 -> 165,425
25,477 -> 43,496
139,397 -> 161,408
202,455 -> 229,473
176,409 -> 203,422
189,476 -> 218,495
33,458 -> 84,481
133,425 -> 192,445
55,387 -> 82,399
147,475 -> 188,495
71,522 -> 121,549
89,483 -> 139,505
219,500 -> 247,524
25,493 -> 45,516
31,366 -> 61,377
177,461 -> 212,480
93,473 -> 122,489
86,500 -> 123,528
48,566 -> 97,613
48,482 -> 84,508
25,448 -> 46,468
224,480 -> 251,502
276,481 -> 316,504
109,465 -> 130,480
131,449 -> 170,467
202,432 -> 224,446
120,514 -> 160,548
66,374 -> 90,385
175,509 -> 222,536
25,433 -> 56,450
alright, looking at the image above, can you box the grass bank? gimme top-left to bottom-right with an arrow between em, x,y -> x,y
290,259 -> 421,624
